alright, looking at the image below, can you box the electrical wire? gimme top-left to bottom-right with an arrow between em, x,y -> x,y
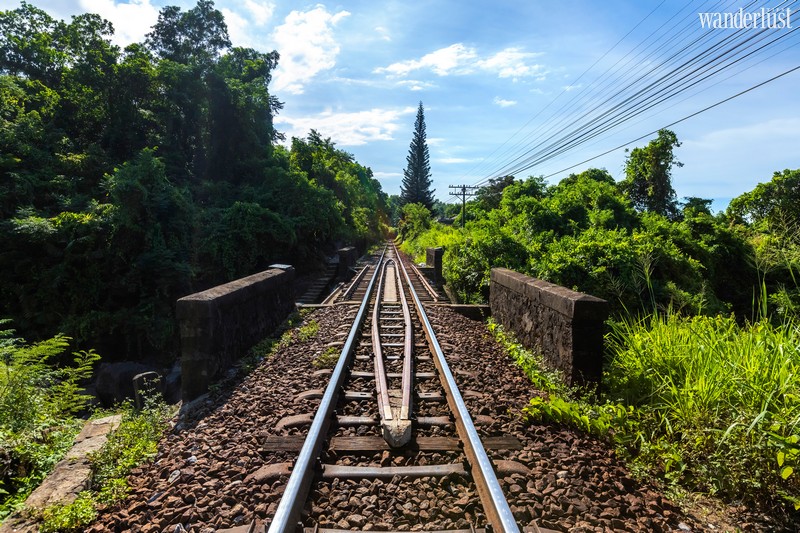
454,1 -> 800,195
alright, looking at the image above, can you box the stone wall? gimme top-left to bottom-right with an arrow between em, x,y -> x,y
177,266 -> 295,401
337,246 -> 359,280
426,247 -> 443,282
489,268 -> 608,385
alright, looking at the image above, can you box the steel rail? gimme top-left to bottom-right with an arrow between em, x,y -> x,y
268,247 -> 386,533
342,262 -> 371,301
395,245 -> 520,533
408,259 -> 440,302
373,257 -> 414,447
396,259 -> 414,421
371,260 -> 393,422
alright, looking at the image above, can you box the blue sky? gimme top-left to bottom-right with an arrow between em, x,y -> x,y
2,0 -> 799,210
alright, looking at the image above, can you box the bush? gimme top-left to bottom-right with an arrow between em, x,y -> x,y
0,322 -> 99,521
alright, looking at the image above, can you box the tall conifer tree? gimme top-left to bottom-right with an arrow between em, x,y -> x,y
400,102 -> 434,210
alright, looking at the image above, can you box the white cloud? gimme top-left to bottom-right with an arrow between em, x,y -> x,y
375,26 -> 391,42
477,47 -> 545,79
493,97 -> 517,107
271,6 -> 350,95
277,106 -> 416,146
677,117 -> 800,197
78,0 -> 159,46
398,79 -> 437,91
375,43 -> 477,77
375,43 -> 545,82
243,0 -> 275,25
563,83 -> 582,91
221,8 -> 250,47
373,171 -> 402,180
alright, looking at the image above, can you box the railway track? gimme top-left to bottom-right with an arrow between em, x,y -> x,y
267,244 -> 521,532
84,244 -> 700,533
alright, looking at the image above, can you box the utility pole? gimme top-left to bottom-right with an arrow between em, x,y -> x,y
448,184 -> 479,228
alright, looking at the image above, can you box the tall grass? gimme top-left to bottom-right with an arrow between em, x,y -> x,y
606,313 -> 800,507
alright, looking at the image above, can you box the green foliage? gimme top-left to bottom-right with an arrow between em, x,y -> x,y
313,346 -> 340,369
32,394 -> 172,532
620,129 -> 682,219
404,163 -> 756,314
487,319 -> 638,445
0,324 -> 99,521
296,320 -> 319,342
444,218 -> 527,303
40,492 -> 97,533
728,169 -> 800,228
399,222 -> 462,263
145,0 -> 230,66
89,396 -> 172,504
397,203 -> 432,243
0,2 -> 388,364
286,131 -> 388,248
492,313 -> 800,512
606,313 -> 800,507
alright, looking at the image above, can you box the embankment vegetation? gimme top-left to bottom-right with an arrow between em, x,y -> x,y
0,1 -> 389,365
401,131 -> 800,518
0,0 -> 387,523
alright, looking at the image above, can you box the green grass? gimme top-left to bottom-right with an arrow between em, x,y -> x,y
606,313 -> 800,508
312,346 -> 340,368
38,394 -> 174,532
238,309 -> 316,375
0,322 -> 99,522
490,313 -> 800,514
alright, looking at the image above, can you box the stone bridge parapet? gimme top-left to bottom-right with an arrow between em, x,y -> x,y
177,266 -> 295,401
489,268 -> 608,385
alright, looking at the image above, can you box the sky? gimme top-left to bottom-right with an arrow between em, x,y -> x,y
2,0 -> 799,211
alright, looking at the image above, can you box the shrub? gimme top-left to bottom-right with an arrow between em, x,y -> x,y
0,322 -> 99,521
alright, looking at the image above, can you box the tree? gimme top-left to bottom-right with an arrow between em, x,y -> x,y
400,102 -> 434,210
727,168 -> 800,226
475,175 -> 515,212
620,129 -> 682,219
145,0 -> 230,67
0,2 -> 66,83
398,202 -> 431,242
682,196 -> 713,217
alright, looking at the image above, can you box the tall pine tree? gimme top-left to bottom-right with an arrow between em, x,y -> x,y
400,102 -> 434,210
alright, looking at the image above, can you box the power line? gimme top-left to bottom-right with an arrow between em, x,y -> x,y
445,2 -> 799,203
469,2 -> 800,187
457,0 -> 727,187
494,20 -> 799,178
539,62 -> 800,180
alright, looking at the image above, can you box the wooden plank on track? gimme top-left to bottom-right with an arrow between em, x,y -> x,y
321,463 -> 466,479
263,435 -> 521,453
336,415 -> 378,426
328,435 -> 461,452
261,435 -> 306,452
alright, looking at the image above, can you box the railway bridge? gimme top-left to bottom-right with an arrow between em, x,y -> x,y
85,243 -> 694,533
